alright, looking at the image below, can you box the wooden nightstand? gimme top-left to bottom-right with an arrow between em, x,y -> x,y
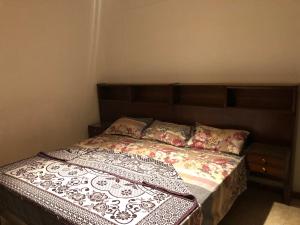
246,143 -> 291,203
88,123 -> 108,138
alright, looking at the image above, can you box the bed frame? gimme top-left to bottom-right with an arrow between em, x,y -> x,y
97,83 -> 298,201
0,84 -> 298,225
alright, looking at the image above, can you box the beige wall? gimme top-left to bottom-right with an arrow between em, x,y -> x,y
98,0 -> 299,83
0,0 -> 100,166
97,0 -> 300,190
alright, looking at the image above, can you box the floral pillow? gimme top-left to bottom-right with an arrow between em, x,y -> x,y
187,123 -> 249,155
142,120 -> 191,147
104,117 -> 149,139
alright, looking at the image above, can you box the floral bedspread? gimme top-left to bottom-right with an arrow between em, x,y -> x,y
0,147 -> 200,225
77,134 -> 247,225
78,135 -> 245,191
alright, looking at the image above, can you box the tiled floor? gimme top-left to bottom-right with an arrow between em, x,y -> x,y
263,202 -> 300,225
220,186 -> 300,225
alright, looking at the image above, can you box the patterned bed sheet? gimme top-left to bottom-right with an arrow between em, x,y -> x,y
77,134 -> 247,225
0,143 -> 201,225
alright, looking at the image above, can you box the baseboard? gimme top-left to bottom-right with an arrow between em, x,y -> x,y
293,191 -> 300,199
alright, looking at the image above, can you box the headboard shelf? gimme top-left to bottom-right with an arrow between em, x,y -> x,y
99,84 -> 131,101
173,85 -> 226,107
98,84 -> 297,112
131,85 -> 173,104
227,86 -> 296,111
98,83 -> 298,147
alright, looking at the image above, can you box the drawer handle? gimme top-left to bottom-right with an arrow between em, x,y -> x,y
262,167 -> 267,173
261,158 -> 266,164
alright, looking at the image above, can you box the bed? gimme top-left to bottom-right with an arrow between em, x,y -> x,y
0,84 -> 297,225
0,133 -> 245,225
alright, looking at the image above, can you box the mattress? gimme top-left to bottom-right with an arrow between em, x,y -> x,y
0,134 -> 246,225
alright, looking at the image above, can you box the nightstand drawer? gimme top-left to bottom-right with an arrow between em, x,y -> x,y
247,153 -> 285,168
248,163 -> 285,179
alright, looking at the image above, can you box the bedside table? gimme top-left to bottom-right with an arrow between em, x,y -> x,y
88,123 -> 108,138
246,143 -> 291,204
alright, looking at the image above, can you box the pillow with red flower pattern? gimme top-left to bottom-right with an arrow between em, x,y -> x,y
142,120 -> 191,147
104,117 -> 150,139
187,123 -> 249,155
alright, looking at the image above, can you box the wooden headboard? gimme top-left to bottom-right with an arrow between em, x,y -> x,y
97,84 -> 298,147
